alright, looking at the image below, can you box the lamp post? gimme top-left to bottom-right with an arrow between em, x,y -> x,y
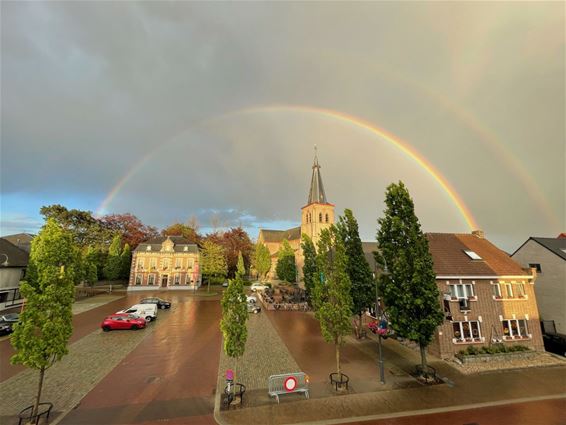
373,249 -> 389,385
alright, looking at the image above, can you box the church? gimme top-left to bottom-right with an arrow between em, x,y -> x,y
257,150 -> 335,280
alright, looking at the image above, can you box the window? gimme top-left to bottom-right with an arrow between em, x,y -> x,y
148,274 -> 155,285
150,258 -> 157,270
135,275 -> 142,285
449,284 -> 474,299
163,259 -> 169,270
502,319 -> 529,338
146,245 -> 152,251
452,321 -> 482,342
175,258 -> 182,269
188,259 -> 194,268
183,246 -> 188,251
515,283 -> 526,297
174,274 -> 180,285
528,263 -> 542,273
493,282 -> 527,300
137,259 -> 144,271
319,213 -> 322,222
492,284 -> 501,298
501,283 -> 513,298
464,250 -> 482,260
325,213 -> 329,223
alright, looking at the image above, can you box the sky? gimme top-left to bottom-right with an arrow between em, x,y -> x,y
1,1 -> 564,252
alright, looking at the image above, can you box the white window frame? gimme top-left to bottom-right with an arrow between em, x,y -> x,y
174,274 -> 180,285
492,282 -> 528,300
148,274 -> 155,286
135,275 -> 142,285
150,258 -> 157,270
449,283 -> 475,300
452,320 -> 483,344
502,318 -> 530,340
175,258 -> 182,269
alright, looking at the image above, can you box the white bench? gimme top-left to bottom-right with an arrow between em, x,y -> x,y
268,372 -> 309,403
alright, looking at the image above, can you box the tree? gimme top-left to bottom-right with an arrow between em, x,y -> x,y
252,242 -> 271,282
201,240 -> 228,291
10,219 -> 77,417
276,239 -> 296,282
206,227 -> 254,278
220,251 -> 248,374
161,222 -> 201,245
337,209 -> 374,337
120,243 -> 132,280
301,234 -> 318,306
83,246 -> 99,285
100,213 -> 158,248
103,234 -> 123,280
376,181 -> 444,372
313,226 -> 353,380
40,204 -> 110,248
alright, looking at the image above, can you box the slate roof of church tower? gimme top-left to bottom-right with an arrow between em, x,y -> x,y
307,150 -> 328,205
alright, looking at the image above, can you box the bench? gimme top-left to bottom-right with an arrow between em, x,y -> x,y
268,372 -> 309,403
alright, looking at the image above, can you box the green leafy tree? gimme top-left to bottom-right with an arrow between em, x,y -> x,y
120,243 -> 132,280
301,234 -> 318,306
220,251 -> 248,374
103,234 -> 123,280
337,209 -> 374,336
276,239 -> 296,282
376,181 -> 444,372
84,246 -> 99,285
313,226 -> 353,380
10,219 -> 77,417
161,222 -> 201,245
252,242 -> 271,282
201,240 -> 228,291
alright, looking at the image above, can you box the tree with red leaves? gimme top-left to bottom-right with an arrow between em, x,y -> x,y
100,213 -> 158,249
205,227 -> 253,278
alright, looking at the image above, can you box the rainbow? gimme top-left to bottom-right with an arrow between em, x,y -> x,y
96,104 -> 479,230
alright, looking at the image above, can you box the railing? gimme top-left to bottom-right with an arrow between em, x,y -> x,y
18,402 -> 53,425
268,372 -> 309,403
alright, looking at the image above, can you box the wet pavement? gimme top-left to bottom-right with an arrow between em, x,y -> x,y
347,397 -> 566,425
59,293 -> 222,425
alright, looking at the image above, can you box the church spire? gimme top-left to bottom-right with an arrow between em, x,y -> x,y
307,145 -> 328,204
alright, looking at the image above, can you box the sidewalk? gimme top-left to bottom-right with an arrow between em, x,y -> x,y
215,311 -> 566,425
72,293 -> 125,315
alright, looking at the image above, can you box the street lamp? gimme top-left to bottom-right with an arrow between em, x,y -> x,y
373,249 -> 389,385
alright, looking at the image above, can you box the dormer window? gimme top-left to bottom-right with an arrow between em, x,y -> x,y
146,246 -> 151,251
464,250 -> 482,260
183,246 -> 188,251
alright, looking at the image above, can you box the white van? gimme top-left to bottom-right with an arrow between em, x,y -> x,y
117,304 -> 158,322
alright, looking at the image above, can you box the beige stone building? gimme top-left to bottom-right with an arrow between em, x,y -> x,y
128,236 -> 201,291
258,151 -> 334,280
511,235 -> 566,335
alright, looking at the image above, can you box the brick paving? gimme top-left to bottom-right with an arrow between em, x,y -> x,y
72,294 -> 125,315
217,311 -> 300,392
0,321 -> 157,422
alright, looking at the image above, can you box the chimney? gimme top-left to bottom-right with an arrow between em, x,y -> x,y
472,230 -> 484,239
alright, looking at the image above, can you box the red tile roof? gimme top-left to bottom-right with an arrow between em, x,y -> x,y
426,233 -> 527,277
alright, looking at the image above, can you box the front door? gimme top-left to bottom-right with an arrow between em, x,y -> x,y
161,275 -> 168,287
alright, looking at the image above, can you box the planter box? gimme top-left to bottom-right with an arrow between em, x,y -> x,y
457,350 -> 536,364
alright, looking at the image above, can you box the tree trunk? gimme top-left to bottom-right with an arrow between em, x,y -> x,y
207,277 -> 210,292
335,339 -> 341,379
419,343 -> 427,371
33,366 -> 46,417
358,313 -> 363,338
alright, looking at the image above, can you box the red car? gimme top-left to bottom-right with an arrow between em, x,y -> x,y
101,314 -> 146,332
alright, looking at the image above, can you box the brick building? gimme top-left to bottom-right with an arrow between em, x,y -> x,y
128,236 -> 201,291
427,231 -> 544,358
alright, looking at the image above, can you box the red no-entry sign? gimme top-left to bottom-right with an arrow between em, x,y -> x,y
284,376 -> 297,392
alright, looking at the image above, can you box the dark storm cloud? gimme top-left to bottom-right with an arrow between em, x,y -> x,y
1,2 -> 564,250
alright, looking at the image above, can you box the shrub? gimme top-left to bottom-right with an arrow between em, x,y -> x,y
461,343 -> 530,356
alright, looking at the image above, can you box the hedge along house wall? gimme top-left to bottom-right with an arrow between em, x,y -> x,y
457,350 -> 537,364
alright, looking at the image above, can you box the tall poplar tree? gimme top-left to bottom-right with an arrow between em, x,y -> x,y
11,219 -> 77,417
337,209 -> 375,336
201,240 -> 228,291
313,226 -> 353,381
220,251 -> 248,375
301,234 -> 318,306
276,239 -> 296,282
252,242 -> 271,282
120,243 -> 132,280
103,234 -> 122,280
376,181 -> 443,372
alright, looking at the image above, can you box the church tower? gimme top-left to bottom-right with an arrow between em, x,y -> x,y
300,148 -> 335,247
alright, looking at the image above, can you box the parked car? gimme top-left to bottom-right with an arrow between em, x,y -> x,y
250,282 -> 269,292
0,313 -> 19,323
0,321 -> 13,336
101,314 -> 146,332
117,304 -> 158,322
246,295 -> 257,304
140,297 -> 171,309
247,302 -> 261,314
222,281 -> 229,288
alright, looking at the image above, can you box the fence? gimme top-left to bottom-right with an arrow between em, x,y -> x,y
268,372 -> 309,403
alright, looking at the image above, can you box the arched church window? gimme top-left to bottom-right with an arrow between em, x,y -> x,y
319,213 -> 323,222
325,213 -> 329,223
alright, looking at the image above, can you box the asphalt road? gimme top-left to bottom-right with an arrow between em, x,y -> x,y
59,294 -> 222,425
345,398 -> 566,425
